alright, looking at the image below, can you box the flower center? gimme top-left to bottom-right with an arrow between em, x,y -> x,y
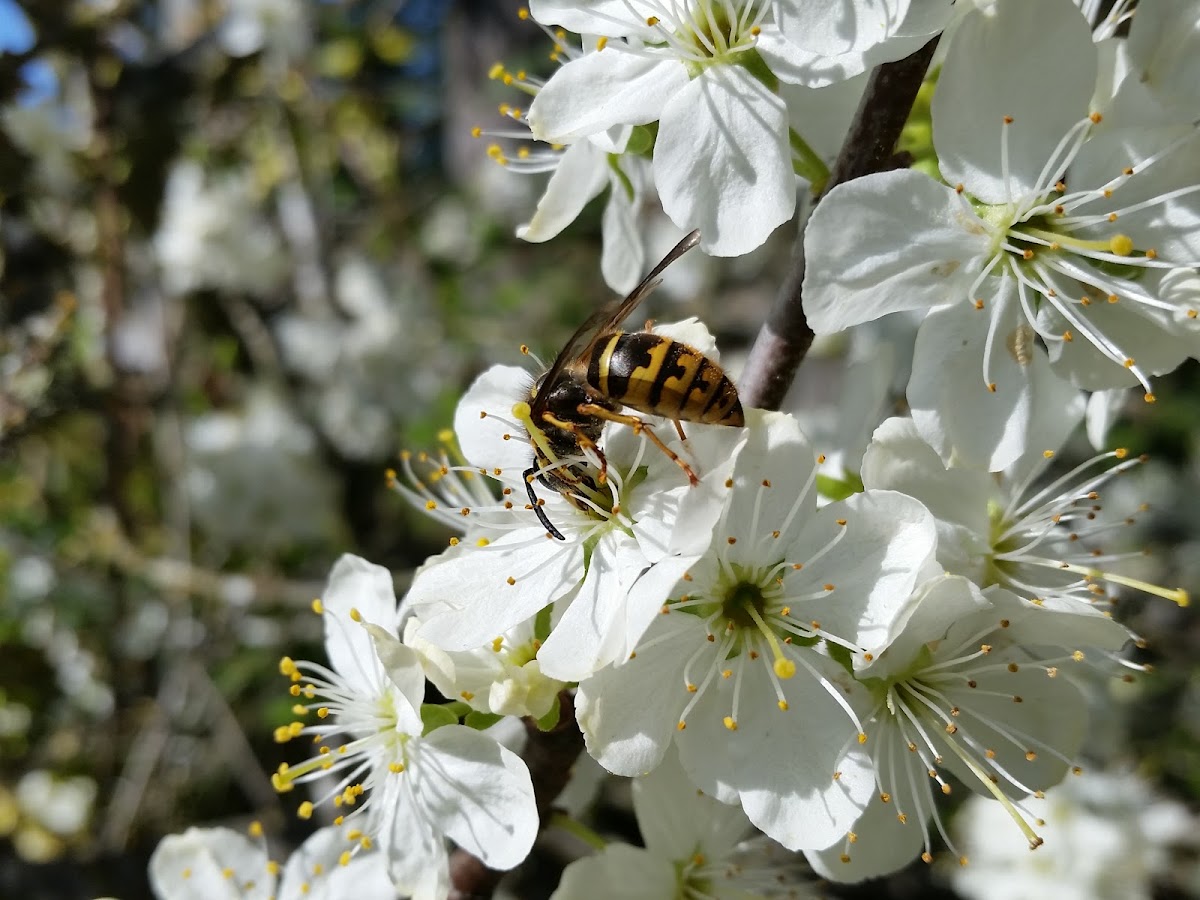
646,0 -> 769,69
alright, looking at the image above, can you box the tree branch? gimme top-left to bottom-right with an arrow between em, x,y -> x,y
737,36 -> 941,412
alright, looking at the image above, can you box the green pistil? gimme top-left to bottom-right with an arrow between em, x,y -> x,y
721,579 -> 765,628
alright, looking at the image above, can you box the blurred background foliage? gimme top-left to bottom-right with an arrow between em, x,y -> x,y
0,1 -> 1196,898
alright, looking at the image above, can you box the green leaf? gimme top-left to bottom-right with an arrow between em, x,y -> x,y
533,697 -> 562,731
420,703 -> 460,735
464,710 -> 505,731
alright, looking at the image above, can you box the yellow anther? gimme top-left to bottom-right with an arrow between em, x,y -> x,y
298,801 -> 314,820
311,598 -> 324,615
723,716 -> 738,731
249,820 -> 264,838
349,607 -> 363,623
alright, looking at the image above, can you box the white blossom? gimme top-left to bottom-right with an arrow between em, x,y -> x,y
149,823 -> 394,900
807,576 -> 1132,882
861,415 -> 1190,612
271,555 -> 537,896
951,768 -> 1197,900
403,612 -> 567,721
405,320 -> 747,682
479,38 -> 652,292
803,0 -> 1200,470
552,750 -> 815,900
154,160 -> 287,298
577,410 -> 939,850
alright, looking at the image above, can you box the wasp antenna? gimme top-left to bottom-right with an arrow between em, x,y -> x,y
523,465 -> 566,540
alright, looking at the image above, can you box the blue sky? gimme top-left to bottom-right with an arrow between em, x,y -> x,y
0,0 -> 57,106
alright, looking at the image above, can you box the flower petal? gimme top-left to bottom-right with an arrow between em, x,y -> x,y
537,529 -> 647,681
417,725 -> 538,870
517,141 -> 610,243
321,555 -> 400,697
528,51 -> 687,143
653,67 -> 794,257
633,748 -> 751,860
908,299 -> 1084,471
677,654 -> 874,850
411,532 -> 585,651
600,158 -> 647,294
933,0 -> 1096,203
149,827 -> 268,900
452,364 -> 535,479
802,170 -> 988,334
576,613 -> 700,776
550,844 -> 677,900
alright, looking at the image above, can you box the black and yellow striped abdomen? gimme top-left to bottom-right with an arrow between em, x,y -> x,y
587,331 -> 744,427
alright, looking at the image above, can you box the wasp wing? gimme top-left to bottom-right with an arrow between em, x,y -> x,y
603,229 -> 701,334
531,229 -> 701,410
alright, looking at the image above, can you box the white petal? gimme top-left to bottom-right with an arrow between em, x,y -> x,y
537,530 -> 647,681
653,67 -> 795,257
1040,298 -> 1198,391
1085,389 -> 1128,450
528,51 -> 687,143
633,748 -> 751,860
417,725 -> 538,870
619,420 -> 746,563
576,614 -> 699,776
908,299 -> 1083,472
550,844 -> 677,900
985,586 -> 1133,654
149,828 -> 268,900
411,532 -> 584,651
611,554 -> 697,666
805,782 -> 925,882
720,409 -> 816,549
861,575 -> 989,682
1124,0 -> 1200,120
528,1 -> 657,39
280,827 -> 396,900
372,776 -> 449,899
775,0 -> 910,55
600,158 -> 647,294
789,490 -> 937,655
862,416 -> 990,529
801,170 -> 988,334
366,625 -> 426,732
452,365 -> 535,477
933,0 -> 1096,203
757,26 -> 870,88
517,142 -> 609,243
321,555 -> 399,697
677,656 -> 874,850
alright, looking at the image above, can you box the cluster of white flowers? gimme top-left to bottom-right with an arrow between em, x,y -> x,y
148,0 -> 1198,897
479,0 -> 952,287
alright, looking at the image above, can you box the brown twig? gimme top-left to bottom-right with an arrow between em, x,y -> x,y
737,36 -> 941,412
447,691 -> 586,900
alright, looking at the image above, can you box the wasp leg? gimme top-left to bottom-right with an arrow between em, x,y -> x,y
575,404 -> 698,485
672,419 -> 687,442
523,465 -> 566,541
539,413 -> 610,485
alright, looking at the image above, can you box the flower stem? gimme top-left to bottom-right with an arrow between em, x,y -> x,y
550,812 -> 609,850
738,36 -> 941,411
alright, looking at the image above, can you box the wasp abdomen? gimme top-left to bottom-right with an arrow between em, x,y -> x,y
589,331 -> 744,427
